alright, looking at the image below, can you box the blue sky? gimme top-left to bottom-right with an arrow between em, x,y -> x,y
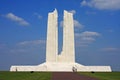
0,0 -> 120,71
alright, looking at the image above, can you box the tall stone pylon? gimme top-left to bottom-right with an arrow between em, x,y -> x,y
63,10 -> 75,62
46,9 -> 58,62
58,10 -> 75,62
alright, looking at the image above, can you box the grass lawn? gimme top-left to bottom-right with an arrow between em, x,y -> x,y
79,72 -> 120,80
0,71 -> 52,80
0,71 -> 120,80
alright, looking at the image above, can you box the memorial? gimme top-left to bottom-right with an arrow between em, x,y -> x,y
10,9 -> 111,72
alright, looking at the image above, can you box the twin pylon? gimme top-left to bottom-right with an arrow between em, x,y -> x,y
46,9 -> 75,63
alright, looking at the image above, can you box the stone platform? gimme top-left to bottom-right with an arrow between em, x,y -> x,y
10,62 -> 111,72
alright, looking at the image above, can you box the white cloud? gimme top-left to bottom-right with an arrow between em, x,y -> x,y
5,13 -> 30,26
10,49 -> 27,53
75,31 -> 100,47
102,47 -> 119,52
81,37 -> 95,41
74,20 -> 84,29
79,31 -> 100,37
34,13 -> 42,19
81,0 -> 88,6
69,10 -> 76,15
81,0 -> 120,10
60,20 -> 84,29
10,40 -> 46,53
17,40 -> 45,46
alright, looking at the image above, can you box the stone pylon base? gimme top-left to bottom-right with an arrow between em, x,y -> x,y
10,62 -> 111,72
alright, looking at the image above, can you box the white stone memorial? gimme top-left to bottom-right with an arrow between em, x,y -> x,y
10,9 -> 111,72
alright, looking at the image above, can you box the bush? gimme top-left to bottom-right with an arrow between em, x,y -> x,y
30,71 -> 34,73
91,71 -> 95,73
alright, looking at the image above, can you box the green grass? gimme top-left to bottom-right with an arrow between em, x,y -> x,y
0,71 -> 52,80
79,72 -> 120,80
0,71 -> 120,80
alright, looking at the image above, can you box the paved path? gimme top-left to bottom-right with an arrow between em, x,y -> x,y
52,72 -> 99,80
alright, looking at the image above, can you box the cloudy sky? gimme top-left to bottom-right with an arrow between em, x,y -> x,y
0,0 -> 120,71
